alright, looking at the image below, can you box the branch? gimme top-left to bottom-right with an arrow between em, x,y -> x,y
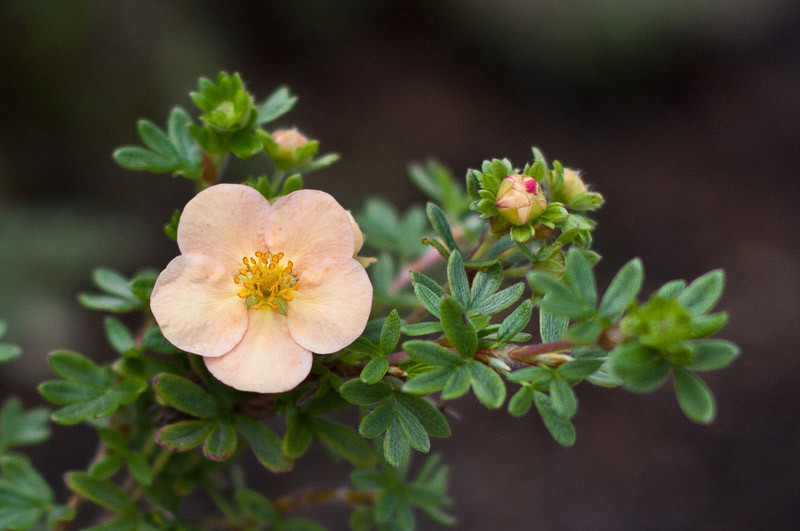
273,487 -> 374,516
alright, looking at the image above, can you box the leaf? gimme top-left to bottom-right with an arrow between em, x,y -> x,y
113,146 -> 175,172
77,293 -> 141,313
598,258 -> 644,320
678,270 -> 725,315
393,402 -> 430,453
0,344 -> 21,364
400,321 -> 443,336
0,398 -> 51,451
533,391 -> 576,447
103,317 -> 136,355
258,86 -> 298,124
610,343 -> 669,393
383,417 -> 410,467
167,106 -> 200,165
360,357 -> 389,384
495,300 -> 533,345
540,310 -> 569,343
282,173 -> 303,195
90,268 -> 133,298
47,350 -> 108,387
235,489 -> 280,524
153,374 -> 220,419
339,379 -> 393,405
155,420 -> 213,451
403,340 -> 463,367
439,297 -> 478,357
235,414 -> 291,472
469,263 -> 503,308
203,421 -> 238,461
126,453 -> 152,486
440,365 -> 471,400
283,414 -> 314,459
426,203 -> 458,252
313,418 -> 376,467
231,130 -> 264,159
656,279 -> 686,299
137,119 -> 178,158
557,358 -> 604,382
549,378 -> 578,418
395,394 -> 450,438
380,310 -> 401,355
469,362 -> 506,409
66,472 -> 131,512
128,276 -> 156,302
446,251 -> 470,307
565,320 -> 603,344
685,340 -> 740,371
508,386 -> 534,417
413,284 -> 442,318
401,368 -> 452,395
141,326 -> 180,354
564,248 -> 597,308
410,271 -> 446,297
359,402 -> 393,438
673,367 -> 716,424
470,282 -> 525,316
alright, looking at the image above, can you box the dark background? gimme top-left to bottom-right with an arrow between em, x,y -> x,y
2,1 -> 799,529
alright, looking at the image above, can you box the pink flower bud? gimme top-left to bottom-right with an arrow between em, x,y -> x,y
557,168 -> 587,203
495,174 -> 547,226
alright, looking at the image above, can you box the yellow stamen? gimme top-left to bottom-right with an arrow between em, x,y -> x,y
234,250 -> 300,313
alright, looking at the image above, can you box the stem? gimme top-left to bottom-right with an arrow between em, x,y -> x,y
273,487 -> 374,516
204,480 -> 241,523
129,447 -> 172,504
507,340 -> 576,361
388,247 -> 443,295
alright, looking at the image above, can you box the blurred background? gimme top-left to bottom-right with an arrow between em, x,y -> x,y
2,0 -> 799,528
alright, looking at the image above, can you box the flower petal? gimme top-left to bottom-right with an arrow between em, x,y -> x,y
265,190 -> 354,274
151,254 -> 248,357
178,183 -> 271,271
288,257 -> 373,354
204,310 -> 313,393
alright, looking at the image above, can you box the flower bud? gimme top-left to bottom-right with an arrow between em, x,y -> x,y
495,174 -> 547,226
271,128 -> 308,167
556,168 -> 587,203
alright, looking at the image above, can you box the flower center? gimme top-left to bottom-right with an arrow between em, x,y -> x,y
234,251 -> 299,314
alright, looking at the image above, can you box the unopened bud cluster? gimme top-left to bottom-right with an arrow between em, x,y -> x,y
496,174 -> 547,226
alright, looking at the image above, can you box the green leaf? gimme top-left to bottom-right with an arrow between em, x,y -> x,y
440,365 -> 471,400
495,300 -> 533,345
137,119 -> 178,158
439,297 -> 478,357
153,374 -> 220,419
400,321 -> 443,336
0,398 -> 50,451
103,317 -> 136,355
557,358 -> 604,382
339,379 -> 393,405
313,418 -> 376,467
564,248 -> 597,308
565,320 -> 603,344
47,350 -> 108,387
426,203 -> 458,252
533,391 -> 576,447
235,414 -> 291,472
380,310 -> 401,355
383,417 -> 410,467
470,282 -> 525,316
167,106 -> 201,165
88,455 -> 125,480
403,340 -> 463,367
128,276 -> 156,302
690,312 -> 728,337
282,173 -> 303,195
361,357 -> 389,384
231,130 -> 263,159
258,86 -> 298,124
446,251 -> 470,307
66,472 -> 131,512
469,263 -> 503,308
413,284 -> 442,318
656,279 -> 686,299
283,413 -> 314,459
155,420 -> 213,451
549,378 -> 578,418
410,271 -> 446,298
678,270 -> 724,315
685,340 -> 740,371
126,452 -> 152,486
393,402 -> 430,453
540,309 -> 569,343
401,368 -> 452,395
598,258 -> 644,320
93,268 -> 135,298
235,489 -> 280,524
359,402 -> 393,438
673,366 -> 716,424
395,394 -> 450,438
113,146 -> 175,172
141,326 -> 180,354
508,386 -> 534,417
77,293 -> 141,313
469,362 -> 506,409
203,421 -> 238,461
38,380 -> 101,405
0,344 -> 21,364
348,337 -> 380,356
610,343 -> 669,393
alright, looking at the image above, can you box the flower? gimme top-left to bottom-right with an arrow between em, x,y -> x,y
495,174 -> 547,226
150,184 -> 373,393
271,128 -> 310,168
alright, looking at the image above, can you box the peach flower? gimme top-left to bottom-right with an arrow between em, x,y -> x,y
150,184 -> 373,393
